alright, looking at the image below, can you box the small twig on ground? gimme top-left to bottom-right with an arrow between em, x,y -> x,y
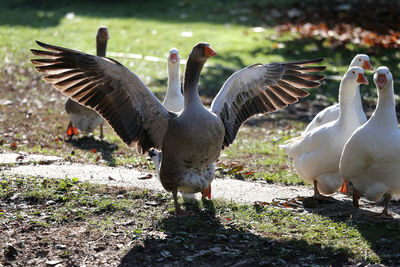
91,230 -> 108,243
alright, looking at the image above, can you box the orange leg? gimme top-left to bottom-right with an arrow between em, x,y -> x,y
201,184 -> 212,200
67,121 -> 78,139
340,178 -> 350,195
312,180 -> 334,201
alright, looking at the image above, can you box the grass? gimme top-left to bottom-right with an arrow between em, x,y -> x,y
2,0 -> 400,99
1,0 -> 399,186
1,3 -> 400,264
1,174 -> 399,265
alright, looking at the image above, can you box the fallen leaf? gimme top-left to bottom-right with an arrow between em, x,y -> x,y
45,259 -> 62,266
253,201 -> 267,206
227,165 -> 244,174
91,148 -> 97,153
145,201 -> 158,206
243,171 -> 255,176
10,142 -> 17,149
138,174 -> 153,180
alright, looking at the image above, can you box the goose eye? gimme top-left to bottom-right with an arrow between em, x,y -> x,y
359,58 -> 361,61
352,71 -> 355,74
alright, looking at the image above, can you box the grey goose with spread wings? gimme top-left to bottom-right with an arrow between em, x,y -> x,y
31,41 -> 325,215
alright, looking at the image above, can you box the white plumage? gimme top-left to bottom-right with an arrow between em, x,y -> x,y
340,66 -> 400,217
162,48 -> 184,113
283,67 -> 368,195
304,54 -> 372,133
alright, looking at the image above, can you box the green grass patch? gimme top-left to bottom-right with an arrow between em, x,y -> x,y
1,174 -> 399,265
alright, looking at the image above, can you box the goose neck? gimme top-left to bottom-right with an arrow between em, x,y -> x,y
337,79 -> 358,122
370,81 -> 397,127
167,62 -> 181,95
183,57 -> 205,108
96,40 -> 107,57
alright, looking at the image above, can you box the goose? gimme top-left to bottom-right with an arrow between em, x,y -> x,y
31,41 -> 325,215
65,27 -> 109,140
162,48 -> 184,112
304,54 -> 373,133
149,48 -> 186,196
340,66 -> 400,218
282,67 -> 368,197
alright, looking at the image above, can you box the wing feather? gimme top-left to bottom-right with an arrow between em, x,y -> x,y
31,41 -> 173,152
211,58 -> 326,147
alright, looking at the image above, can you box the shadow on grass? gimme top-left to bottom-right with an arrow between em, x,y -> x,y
301,195 -> 400,264
65,136 -> 118,164
118,199 -> 357,266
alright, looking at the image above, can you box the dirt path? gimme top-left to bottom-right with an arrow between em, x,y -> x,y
1,152 -> 399,219
0,152 -> 312,203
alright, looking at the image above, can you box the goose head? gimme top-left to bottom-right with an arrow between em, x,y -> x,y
96,27 -> 109,57
344,66 -> 368,86
96,26 -> 109,42
350,54 -> 373,71
374,66 -> 392,90
168,48 -> 180,64
189,42 -> 217,63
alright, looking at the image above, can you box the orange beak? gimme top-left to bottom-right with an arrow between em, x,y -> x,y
169,53 -> 178,63
357,73 -> 368,85
362,60 -> 373,71
204,46 -> 217,58
376,73 -> 387,89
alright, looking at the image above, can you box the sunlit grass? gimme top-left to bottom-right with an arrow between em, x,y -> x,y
1,174 -> 399,264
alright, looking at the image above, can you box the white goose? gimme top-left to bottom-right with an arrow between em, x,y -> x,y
283,67 -> 368,197
162,48 -> 184,113
340,66 -> 400,218
304,54 -> 373,133
149,48 -> 185,195
65,27 -> 108,140
31,41 -> 325,215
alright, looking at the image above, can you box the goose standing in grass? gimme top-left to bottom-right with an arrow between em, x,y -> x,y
304,54 -> 373,133
65,27 -> 109,140
31,41 -> 325,215
340,67 -> 400,218
282,67 -> 368,197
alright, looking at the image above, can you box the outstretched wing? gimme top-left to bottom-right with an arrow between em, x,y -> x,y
31,41 -> 173,153
211,59 -> 326,147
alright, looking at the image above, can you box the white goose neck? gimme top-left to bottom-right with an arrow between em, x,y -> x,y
370,81 -> 397,128
167,62 -> 181,95
337,79 -> 359,123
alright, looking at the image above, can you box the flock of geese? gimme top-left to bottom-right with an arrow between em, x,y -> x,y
30,27 -> 399,217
